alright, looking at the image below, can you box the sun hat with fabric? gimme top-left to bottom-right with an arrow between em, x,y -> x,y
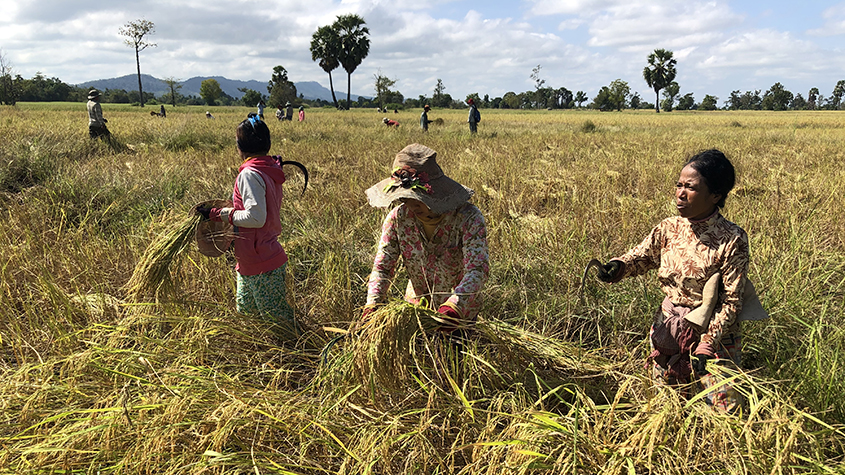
88,89 -> 101,100
424,104 -> 430,110
365,144 -> 474,215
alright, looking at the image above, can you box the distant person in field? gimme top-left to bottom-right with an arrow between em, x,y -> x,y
195,113 -> 308,334
206,111 -> 215,119
275,104 -> 284,121
362,144 -> 489,332
285,102 -> 294,121
382,117 -> 399,127
298,106 -> 305,122
595,149 -> 763,413
420,104 -> 433,131
257,100 -> 266,120
160,104 -> 166,118
466,98 -> 480,134
86,89 -> 110,140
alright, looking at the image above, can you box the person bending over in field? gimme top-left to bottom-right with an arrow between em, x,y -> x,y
362,144 -> 489,332
382,117 -> 399,127
595,149 -> 753,413
195,114 -> 307,334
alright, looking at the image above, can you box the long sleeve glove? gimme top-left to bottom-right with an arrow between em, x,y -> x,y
597,260 -> 623,283
691,342 -> 716,376
437,305 -> 462,333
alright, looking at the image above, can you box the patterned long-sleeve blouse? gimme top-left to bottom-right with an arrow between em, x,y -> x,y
613,212 -> 749,345
366,203 -> 489,319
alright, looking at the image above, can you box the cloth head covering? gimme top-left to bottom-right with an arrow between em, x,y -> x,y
88,89 -> 101,100
365,144 -> 473,215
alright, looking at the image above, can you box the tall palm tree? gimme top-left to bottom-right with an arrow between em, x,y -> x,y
310,25 -> 341,109
333,14 -> 370,109
642,48 -> 676,113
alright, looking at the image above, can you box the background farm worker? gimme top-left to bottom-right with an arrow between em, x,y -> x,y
420,104 -> 433,131
383,117 -> 399,127
298,106 -> 305,122
595,149 -> 749,412
285,102 -> 294,121
257,99 -> 266,119
467,98 -> 480,134
195,113 -> 306,333
363,144 -> 489,332
159,104 -> 166,118
206,111 -> 215,119
275,104 -> 284,121
86,89 -> 110,140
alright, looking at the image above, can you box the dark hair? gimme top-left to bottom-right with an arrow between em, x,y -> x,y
236,113 -> 271,154
684,149 -> 735,208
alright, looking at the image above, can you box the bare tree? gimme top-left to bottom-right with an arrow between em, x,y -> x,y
0,48 -> 17,105
119,19 -> 156,106
163,77 -> 182,107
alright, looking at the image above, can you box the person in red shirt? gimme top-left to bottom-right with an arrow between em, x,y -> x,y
382,117 -> 399,127
196,114 -> 307,334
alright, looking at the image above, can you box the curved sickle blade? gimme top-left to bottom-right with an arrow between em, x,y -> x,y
280,160 -> 309,196
579,258 -> 603,306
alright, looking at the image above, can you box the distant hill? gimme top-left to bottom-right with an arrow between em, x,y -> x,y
75,74 -> 370,102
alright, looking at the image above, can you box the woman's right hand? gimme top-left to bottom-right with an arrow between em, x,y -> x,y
597,260 -> 623,283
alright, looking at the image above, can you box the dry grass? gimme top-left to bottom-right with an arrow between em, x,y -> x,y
1,104 -> 844,473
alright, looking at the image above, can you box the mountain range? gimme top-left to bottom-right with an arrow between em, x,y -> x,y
75,74 -> 370,102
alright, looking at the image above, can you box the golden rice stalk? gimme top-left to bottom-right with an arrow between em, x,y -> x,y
476,318 -> 619,377
349,302 -> 441,392
124,212 -> 202,302
340,302 -> 616,394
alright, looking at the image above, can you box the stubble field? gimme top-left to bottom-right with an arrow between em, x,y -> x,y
0,103 -> 844,474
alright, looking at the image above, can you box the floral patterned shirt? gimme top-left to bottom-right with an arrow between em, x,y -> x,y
613,212 -> 749,345
367,203 -> 489,320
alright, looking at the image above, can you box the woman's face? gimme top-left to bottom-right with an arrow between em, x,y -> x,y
401,199 -> 436,219
675,165 -> 721,220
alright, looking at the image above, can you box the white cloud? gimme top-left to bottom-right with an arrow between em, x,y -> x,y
807,3 -> 845,36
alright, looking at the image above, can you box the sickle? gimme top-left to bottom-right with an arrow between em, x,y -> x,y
579,258 -> 604,306
279,159 -> 309,196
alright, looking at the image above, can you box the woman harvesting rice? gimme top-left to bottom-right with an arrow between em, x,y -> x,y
596,149 -> 749,412
196,113 -> 305,330
362,144 -> 489,332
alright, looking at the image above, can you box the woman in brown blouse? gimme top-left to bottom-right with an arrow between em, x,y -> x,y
597,149 -> 748,412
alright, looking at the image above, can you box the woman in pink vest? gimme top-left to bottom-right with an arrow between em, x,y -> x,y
196,114 -> 306,331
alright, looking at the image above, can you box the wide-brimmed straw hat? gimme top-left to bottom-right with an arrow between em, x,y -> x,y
88,89 -> 101,100
194,199 -> 234,257
365,144 -> 473,215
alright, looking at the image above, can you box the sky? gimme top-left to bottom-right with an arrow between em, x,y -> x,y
2,0 -> 845,105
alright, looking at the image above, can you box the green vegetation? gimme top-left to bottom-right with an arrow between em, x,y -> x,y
1,104 -> 844,473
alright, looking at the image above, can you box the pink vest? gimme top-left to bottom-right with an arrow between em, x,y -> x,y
232,156 -> 288,276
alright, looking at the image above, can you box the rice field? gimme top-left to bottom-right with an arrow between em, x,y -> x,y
0,103 -> 844,474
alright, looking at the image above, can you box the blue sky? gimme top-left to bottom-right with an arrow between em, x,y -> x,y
1,0 -> 844,105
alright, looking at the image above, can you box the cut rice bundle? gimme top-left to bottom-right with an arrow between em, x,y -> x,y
124,211 -> 202,302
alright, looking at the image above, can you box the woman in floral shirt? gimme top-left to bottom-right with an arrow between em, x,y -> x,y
363,144 -> 489,331
597,149 -> 749,412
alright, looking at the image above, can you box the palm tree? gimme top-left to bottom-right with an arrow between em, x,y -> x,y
642,48 -> 676,113
333,14 -> 370,110
310,25 -> 341,109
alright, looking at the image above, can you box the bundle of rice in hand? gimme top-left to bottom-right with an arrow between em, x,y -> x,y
432,117 -> 445,125
348,302 -> 441,391
124,200 -> 232,302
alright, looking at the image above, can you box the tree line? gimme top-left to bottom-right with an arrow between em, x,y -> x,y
2,36 -> 844,112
